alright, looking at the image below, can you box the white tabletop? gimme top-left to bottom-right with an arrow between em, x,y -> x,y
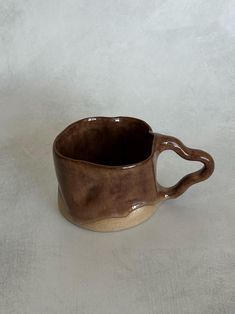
1,1 -> 235,313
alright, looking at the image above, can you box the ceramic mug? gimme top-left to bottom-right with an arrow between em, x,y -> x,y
53,117 -> 214,232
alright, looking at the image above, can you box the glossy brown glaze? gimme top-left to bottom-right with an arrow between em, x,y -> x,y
53,117 -> 214,230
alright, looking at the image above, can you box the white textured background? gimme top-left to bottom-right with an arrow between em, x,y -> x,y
1,1 -> 235,313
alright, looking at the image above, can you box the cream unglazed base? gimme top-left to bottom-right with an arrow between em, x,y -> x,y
58,189 -> 159,232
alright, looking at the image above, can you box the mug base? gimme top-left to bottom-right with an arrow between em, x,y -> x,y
58,190 -> 159,232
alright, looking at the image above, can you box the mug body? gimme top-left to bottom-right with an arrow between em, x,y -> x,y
53,117 -> 160,231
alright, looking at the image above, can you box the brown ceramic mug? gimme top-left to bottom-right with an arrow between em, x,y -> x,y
53,116 -> 214,232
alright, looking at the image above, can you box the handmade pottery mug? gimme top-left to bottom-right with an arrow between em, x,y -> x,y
53,117 -> 214,232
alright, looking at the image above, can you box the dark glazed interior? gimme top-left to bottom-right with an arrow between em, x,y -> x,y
55,117 -> 154,166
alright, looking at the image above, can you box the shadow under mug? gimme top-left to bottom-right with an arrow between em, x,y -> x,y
53,116 -> 214,232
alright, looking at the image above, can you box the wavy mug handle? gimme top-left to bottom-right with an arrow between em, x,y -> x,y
154,133 -> 215,199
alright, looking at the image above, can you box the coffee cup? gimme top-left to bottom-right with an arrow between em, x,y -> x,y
53,117 -> 214,231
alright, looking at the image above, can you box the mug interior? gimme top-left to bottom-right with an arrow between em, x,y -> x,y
55,117 -> 154,166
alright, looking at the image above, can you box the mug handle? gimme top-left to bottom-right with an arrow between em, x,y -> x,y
154,133 -> 215,199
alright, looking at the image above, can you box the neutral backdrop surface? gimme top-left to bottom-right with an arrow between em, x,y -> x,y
1,1 -> 235,313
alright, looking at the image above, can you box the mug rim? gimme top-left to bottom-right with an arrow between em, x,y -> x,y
53,116 -> 156,169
